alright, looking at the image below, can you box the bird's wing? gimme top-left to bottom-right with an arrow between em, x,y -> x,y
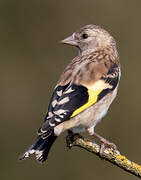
38,53 -> 120,137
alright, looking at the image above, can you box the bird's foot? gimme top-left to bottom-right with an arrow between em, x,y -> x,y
93,132 -> 117,155
66,130 -> 82,149
66,132 -> 73,149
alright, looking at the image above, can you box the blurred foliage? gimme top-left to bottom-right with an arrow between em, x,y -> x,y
0,0 -> 141,180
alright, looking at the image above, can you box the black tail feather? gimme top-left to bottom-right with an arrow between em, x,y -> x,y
19,132 -> 57,163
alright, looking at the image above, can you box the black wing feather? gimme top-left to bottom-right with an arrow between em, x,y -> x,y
45,84 -> 69,120
98,63 -> 119,101
39,84 -> 89,137
54,85 -> 88,112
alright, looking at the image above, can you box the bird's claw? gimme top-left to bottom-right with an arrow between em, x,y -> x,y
66,134 -> 73,148
66,131 -> 82,149
99,139 -> 117,155
93,132 -> 117,155
66,130 -> 75,148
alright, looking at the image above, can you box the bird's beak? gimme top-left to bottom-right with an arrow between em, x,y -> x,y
60,34 -> 78,46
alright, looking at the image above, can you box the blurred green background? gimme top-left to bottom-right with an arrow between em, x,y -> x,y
0,0 -> 141,179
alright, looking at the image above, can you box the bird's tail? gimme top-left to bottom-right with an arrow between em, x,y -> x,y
19,131 -> 57,163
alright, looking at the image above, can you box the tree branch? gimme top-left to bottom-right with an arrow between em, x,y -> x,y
68,134 -> 141,178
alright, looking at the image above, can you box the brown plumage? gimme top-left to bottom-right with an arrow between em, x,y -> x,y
19,24 -> 121,163
58,48 -> 120,86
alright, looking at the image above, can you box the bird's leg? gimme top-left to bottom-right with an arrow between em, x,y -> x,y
66,130 -> 82,148
93,132 -> 117,155
66,130 -> 74,148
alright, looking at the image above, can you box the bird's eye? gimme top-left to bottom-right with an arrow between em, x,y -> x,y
82,33 -> 88,39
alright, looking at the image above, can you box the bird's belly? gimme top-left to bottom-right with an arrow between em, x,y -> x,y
71,88 -> 118,134
71,102 -> 108,134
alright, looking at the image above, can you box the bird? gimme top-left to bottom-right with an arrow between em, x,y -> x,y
19,24 -> 121,163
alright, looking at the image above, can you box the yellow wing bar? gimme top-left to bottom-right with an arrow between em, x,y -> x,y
71,89 -> 103,117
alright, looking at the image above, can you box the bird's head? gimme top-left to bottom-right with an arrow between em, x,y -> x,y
60,24 -> 116,55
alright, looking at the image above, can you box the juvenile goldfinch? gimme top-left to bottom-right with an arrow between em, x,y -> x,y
19,24 -> 120,163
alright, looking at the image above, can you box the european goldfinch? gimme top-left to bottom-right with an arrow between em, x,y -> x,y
19,24 -> 120,163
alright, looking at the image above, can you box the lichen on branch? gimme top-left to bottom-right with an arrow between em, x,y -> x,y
67,134 -> 141,178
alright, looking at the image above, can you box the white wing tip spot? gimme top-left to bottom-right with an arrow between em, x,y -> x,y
49,121 -> 55,127
55,117 -> 61,122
